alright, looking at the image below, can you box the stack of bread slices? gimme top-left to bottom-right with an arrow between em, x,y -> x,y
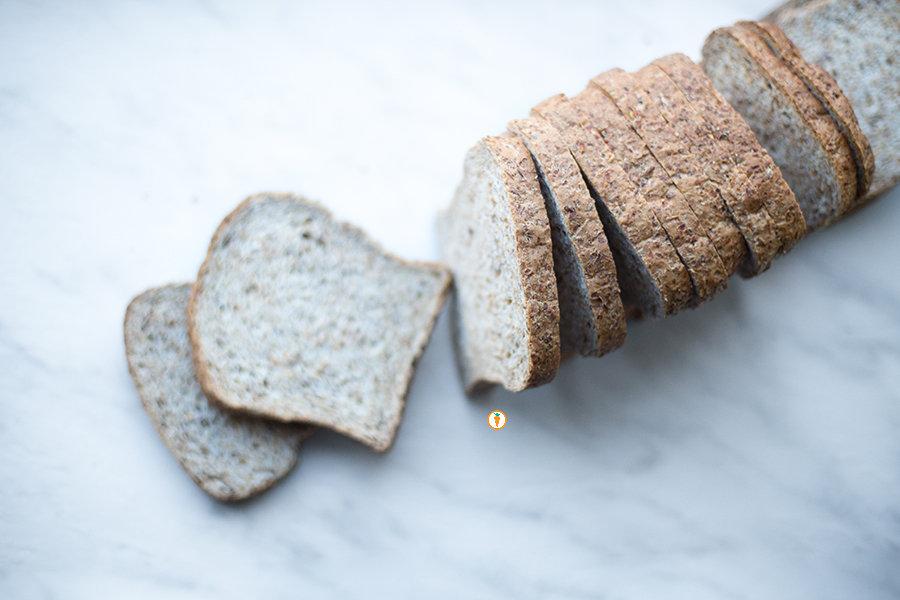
438,20 -> 878,394
125,194 -> 450,500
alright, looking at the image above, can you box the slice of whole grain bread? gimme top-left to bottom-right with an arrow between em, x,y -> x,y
532,93 -> 691,319
581,76 -> 727,306
125,284 -> 313,501
508,117 -> 625,357
438,134 -> 560,393
748,20 -> 875,202
651,53 -> 807,256
189,193 -> 451,452
762,0 -> 899,199
634,62 -> 780,277
702,25 -> 855,230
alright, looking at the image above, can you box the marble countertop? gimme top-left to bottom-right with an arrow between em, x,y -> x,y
2,1 -> 899,598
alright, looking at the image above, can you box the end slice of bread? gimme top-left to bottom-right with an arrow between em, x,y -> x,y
702,24 -> 855,230
189,193 -> 451,452
508,117 -> 625,357
438,135 -> 560,393
125,284 -> 313,501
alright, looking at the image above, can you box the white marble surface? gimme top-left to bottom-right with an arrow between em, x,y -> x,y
2,1 -> 899,598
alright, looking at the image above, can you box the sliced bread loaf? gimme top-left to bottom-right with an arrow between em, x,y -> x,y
125,284 -> 312,501
531,94 -> 693,319
764,0 -> 900,199
189,193 -> 451,452
507,117 -> 625,357
634,63 -> 780,277
651,53 -> 806,256
702,24 -> 856,230
579,79 -> 727,306
437,135 -> 560,393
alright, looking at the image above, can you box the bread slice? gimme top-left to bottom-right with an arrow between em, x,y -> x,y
582,75 -> 727,306
651,53 -> 806,257
507,117 -> 625,356
125,284 -> 313,501
748,20 -> 874,203
531,94 -> 692,319
634,62 -> 780,277
189,193 -> 451,452
437,134 -> 560,393
764,0 -> 900,199
702,24 -> 856,230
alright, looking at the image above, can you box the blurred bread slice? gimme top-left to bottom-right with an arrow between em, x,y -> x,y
125,284 -> 312,501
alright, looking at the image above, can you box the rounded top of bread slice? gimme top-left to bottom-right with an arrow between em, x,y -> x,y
437,134 -> 560,393
189,193 -> 450,452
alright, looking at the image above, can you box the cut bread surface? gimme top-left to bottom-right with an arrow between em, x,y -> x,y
508,117 -> 625,356
125,284 -> 312,501
532,94 -> 691,319
189,193 -> 450,452
702,25 -> 852,230
438,135 -> 560,393
652,53 -> 806,257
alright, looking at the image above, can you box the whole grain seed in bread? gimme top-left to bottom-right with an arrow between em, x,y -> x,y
532,94 -> 691,319
702,25 -> 855,230
586,72 -> 729,305
189,193 -> 451,452
651,53 -> 806,255
125,284 -> 313,501
438,135 -> 560,393
508,118 -> 625,356
635,63 -> 780,277
764,0 -> 900,199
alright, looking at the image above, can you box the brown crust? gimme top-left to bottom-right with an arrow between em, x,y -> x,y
749,20 -> 875,202
532,94 -> 692,318
189,193 -> 451,451
508,118 -> 626,356
635,63 -> 780,277
484,136 -> 561,389
652,53 -> 807,255
616,69 -> 748,276
587,71 -> 728,306
728,24 -> 858,216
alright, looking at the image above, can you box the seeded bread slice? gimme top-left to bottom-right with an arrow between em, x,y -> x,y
764,0 -> 900,198
189,193 -> 451,452
702,25 -> 856,230
438,135 -> 560,393
584,74 -> 728,305
532,94 -> 692,319
634,63 -> 780,277
747,20 -> 874,202
651,53 -> 806,256
125,284 -> 312,501
507,118 -> 625,356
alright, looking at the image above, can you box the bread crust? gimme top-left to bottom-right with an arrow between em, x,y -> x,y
652,53 -> 807,255
749,20 -> 875,202
587,72 -> 728,306
483,136 -> 561,388
508,118 -> 626,356
635,63 -> 781,277
728,24 -> 858,217
532,94 -> 691,318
